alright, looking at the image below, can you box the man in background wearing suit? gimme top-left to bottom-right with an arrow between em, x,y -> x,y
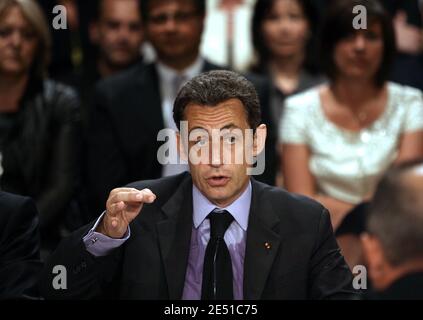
41,71 -> 353,300
70,0 -> 145,124
0,192 -> 42,299
84,0 -> 276,219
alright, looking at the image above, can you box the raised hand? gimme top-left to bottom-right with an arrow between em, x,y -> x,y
96,188 -> 156,238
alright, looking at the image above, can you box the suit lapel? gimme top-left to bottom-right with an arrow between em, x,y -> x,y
156,174 -> 193,299
112,63 -> 164,145
243,179 -> 282,299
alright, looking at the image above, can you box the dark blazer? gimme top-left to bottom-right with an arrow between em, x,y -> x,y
40,173 -> 354,300
0,79 -> 81,243
366,273 -> 423,300
84,61 -> 277,219
0,192 -> 43,299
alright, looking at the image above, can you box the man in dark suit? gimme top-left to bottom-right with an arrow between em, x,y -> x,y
0,192 -> 42,299
40,71 -> 353,300
362,161 -> 423,300
84,0 -> 276,219
64,0 -> 145,125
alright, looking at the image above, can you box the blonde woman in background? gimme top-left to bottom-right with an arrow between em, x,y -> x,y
0,0 -> 80,254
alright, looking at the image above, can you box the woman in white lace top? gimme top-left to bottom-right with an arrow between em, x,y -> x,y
279,0 -> 423,229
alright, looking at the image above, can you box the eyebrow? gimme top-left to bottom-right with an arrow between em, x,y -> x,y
189,123 -> 240,133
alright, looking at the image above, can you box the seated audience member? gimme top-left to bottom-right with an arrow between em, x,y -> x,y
280,0 -> 423,230
0,192 -> 42,299
72,0 -> 144,125
85,0 -> 276,219
251,0 -> 325,131
39,70 -> 354,300
313,0 -> 423,90
362,160 -> 423,300
89,0 -> 144,78
0,0 -> 80,253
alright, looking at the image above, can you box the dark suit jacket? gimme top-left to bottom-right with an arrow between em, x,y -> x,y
84,61 -> 277,220
366,273 -> 423,300
40,173 -> 354,300
0,192 -> 42,299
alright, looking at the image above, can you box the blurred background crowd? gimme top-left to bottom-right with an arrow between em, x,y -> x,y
0,0 -> 423,299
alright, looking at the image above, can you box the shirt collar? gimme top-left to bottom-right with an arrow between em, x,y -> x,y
156,56 -> 204,84
192,180 -> 252,231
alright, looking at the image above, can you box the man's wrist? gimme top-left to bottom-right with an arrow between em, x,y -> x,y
95,214 -> 128,239
95,215 -> 107,236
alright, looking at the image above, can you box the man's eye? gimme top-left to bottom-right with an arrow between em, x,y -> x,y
289,13 -> 303,21
149,14 -> 168,25
225,135 -> 237,144
106,21 -> 120,30
195,138 -> 208,147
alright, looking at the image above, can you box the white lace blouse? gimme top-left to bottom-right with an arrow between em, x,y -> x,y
280,82 -> 423,204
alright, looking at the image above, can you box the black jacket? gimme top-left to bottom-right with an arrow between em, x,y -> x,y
0,79 -> 81,235
40,173 -> 354,300
84,61 -> 277,219
0,192 -> 42,299
366,273 -> 423,300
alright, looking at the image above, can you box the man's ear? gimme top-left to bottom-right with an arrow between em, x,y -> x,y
361,233 -> 389,289
253,124 -> 267,157
361,233 -> 377,266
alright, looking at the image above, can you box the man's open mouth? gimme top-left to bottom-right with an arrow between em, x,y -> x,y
207,176 -> 230,187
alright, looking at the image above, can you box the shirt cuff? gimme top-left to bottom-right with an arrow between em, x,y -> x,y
83,211 -> 131,257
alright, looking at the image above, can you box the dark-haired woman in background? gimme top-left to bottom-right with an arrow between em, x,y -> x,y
280,0 -> 423,230
251,0 -> 325,131
0,0 -> 80,254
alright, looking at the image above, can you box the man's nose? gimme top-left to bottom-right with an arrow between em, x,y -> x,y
116,25 -> 132,40
210,140 -> 223,167
163,16 -> 178,32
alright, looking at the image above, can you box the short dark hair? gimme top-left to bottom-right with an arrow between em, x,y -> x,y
251,0 -> 319,74
173,70 -> 261,130
320,0 -> 396,87
368,160 -> 423,266
94,0 -> 142,22
140,0 -> 206,22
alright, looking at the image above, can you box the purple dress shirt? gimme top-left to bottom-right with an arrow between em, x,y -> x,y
83,181 -> 252,300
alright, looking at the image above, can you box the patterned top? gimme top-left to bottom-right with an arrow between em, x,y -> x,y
280,82 -> 423,204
